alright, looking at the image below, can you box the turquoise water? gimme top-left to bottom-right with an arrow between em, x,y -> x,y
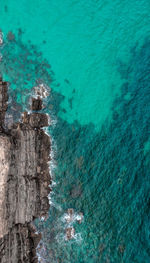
0,1 -> 150,262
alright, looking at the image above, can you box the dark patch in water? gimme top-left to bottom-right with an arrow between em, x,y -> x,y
64,79 -> 70,84
7,32 -> 15,41
62,108 -> 66,113
4,5 -> 8,12
70,183 -> 82,198
68,97 -> 73,109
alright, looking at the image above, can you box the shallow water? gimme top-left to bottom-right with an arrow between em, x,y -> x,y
0,1 -> 150,262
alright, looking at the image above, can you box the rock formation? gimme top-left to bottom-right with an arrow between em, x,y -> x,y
0,77 -> 51,262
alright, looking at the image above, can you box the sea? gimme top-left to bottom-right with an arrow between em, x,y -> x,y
0,0 -> 150,262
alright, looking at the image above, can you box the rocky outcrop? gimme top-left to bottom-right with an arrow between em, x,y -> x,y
0,78 -> 8,130
0,77 -> 51,262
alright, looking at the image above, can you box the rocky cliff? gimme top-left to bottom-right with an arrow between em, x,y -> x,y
0,77 -> 51,262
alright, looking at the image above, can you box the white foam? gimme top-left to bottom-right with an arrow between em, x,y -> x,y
61,211 -> 84,225
74,232 -> 83,243
50,199 -> 62,211
37,240 -> 49,263
0,32 -> 4,45
55,231 -> 83,244
33,82 -> 50,99
40,216 -> 46,222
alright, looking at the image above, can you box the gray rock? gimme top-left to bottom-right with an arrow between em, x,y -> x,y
0,78 -> 51,262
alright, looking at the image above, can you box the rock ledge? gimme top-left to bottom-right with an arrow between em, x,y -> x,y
0,77 -> 51,263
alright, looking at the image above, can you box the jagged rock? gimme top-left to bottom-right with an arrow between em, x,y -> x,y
32,97 -> 43,111
0,224 -> 41,263
0,78 -> 51,262
29,113 -> 49,128
65,227 -> 75,241
21,112 -> 49,128
0,78 -> 8,129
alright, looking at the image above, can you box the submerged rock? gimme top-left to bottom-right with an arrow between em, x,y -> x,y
0,77 -> 51,262
65,227 -> 75,240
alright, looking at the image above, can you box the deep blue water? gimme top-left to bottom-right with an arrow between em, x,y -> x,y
41,39 -> 150,263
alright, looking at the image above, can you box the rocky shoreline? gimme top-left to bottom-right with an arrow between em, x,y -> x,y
0,77 -> 51,262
